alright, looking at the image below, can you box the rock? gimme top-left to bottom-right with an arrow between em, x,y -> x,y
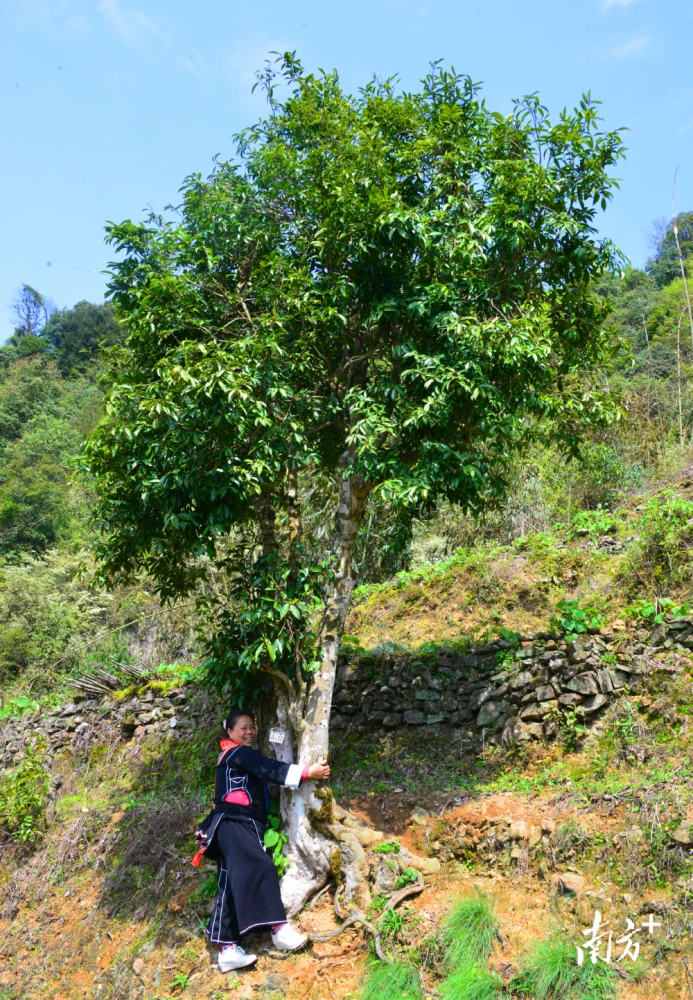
528,825 -> 542,848
509,670 -> 534,691
501,717 -> 529,744
403,709 -> 426,725
263,973 -> 289,994
373,858 -> 399,895
476,701 -> 504,727
382,713 -> 402,728
579,693 -> 608,714
510,847 -> 523,859
526,723 -> 544,739
558,693 -> 582,707
132,959 -> 144,976
399,846 -> 440,873
671,822 -> 693,846
542,718 -> 558,739
535,685 -> 555,702
519,703 -> 544,721
552,872 -> 585,894
424,713 -> 446,725
597,669 -> 614,694
469,686 -> 494,711
367,711 -> 385,723
410,807 -> 429,826
565,672 -> 599,696
541,818 -> 556,837
510,821 -> 528,841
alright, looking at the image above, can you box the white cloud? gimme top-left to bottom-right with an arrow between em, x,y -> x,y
603,0 -> 638,9
97,0 -> 161,45
600,31 -> 651,59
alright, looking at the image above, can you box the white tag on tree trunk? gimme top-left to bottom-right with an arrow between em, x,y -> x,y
269,728 -> 286,745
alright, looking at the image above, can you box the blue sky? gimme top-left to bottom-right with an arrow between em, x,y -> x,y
1,0 -> 692,341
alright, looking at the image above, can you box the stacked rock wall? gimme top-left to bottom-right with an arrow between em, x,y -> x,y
0,615 -> 691,768
330,616 -> 690,742
0,686 -> 220,771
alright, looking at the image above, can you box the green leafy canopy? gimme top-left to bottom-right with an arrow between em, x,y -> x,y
83,56 -> 626,689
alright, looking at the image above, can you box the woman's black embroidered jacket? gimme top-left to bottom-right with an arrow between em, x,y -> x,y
194,745 -> 303,863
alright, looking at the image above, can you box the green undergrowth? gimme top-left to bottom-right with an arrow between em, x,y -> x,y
358,959 -> 422,1000
359,893 -> 620,1000
442,894 -> 500,971
512,938 -> 617,1000
440,965 -> 506,1000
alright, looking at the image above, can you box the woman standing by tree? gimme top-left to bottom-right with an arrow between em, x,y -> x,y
192,709 -> 329,972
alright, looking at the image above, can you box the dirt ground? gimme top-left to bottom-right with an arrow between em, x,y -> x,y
0,788 -> 687,1000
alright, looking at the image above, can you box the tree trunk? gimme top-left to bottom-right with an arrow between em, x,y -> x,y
279,466 -> 371,916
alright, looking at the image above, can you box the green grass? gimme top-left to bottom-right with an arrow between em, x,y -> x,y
442,894 -> 500,971
510,937 -> 617,1000
439,965 -> 507,1000
359,960 -> 421,1000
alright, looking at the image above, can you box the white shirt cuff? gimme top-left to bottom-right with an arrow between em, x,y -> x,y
285,764 -> 303,789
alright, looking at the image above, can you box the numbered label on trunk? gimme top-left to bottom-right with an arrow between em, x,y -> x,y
269,728 -> 286,745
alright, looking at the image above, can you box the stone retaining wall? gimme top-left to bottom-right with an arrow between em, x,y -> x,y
0,615 -> 691,768
331,614 -> 693,743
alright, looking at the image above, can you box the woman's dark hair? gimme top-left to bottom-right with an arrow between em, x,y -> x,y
223,708 -> 256,732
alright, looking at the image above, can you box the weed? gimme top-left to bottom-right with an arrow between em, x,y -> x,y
378,907 -> 406,942
263,798 -> 289,877
171,971 -> 190,990
358,959 -> 421,1000
373,840 -> 401,855
553,600 -> 603,643
511,936 -> 617,1000
442,893 -> 499,971
554,818 -> 591,857
439,965 -> 506,1000
395,867 -> 419,890
625,595 -> 692,624
190,871 -> 218,904
548,707 -> 587,751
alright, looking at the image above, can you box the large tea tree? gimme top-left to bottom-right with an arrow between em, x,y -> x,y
84,59 -> 624,911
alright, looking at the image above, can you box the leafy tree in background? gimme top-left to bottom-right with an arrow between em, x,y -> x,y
84,57 -> 625,909
646,211 -> 693,287
42,300 -> 122,375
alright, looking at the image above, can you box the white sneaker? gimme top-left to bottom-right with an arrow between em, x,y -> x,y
271,923 -> 307,951
218,944 -> 257,972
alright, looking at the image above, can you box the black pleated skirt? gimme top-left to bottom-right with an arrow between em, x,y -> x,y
207,817 -> 287,944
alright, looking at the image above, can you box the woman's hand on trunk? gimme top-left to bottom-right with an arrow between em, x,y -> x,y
306,760 -> 330,781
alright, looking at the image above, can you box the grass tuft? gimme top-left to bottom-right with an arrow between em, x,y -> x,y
511,936 -> 617,1000
359,960 -> 421,1000
439,965 -> 507,1000
442,893 -> 499,971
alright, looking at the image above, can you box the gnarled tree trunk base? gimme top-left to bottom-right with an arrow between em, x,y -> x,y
280,784 -> 380,917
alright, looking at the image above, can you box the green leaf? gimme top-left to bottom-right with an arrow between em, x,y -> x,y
264,828 -> 280,848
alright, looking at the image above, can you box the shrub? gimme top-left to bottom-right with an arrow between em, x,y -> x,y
631,490 -> 693,586
0,736 -> 51,846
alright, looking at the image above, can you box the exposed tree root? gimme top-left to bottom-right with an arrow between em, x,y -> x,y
383,870 -> 425,910
309,870 -> 426,964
